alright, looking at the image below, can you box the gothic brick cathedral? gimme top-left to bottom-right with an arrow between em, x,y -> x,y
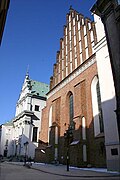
35,7 -> 106,168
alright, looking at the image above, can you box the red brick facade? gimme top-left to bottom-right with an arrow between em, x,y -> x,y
35,7 -> 106,167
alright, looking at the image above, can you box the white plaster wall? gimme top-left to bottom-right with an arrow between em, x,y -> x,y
13,116 -> 30,157
94,14 -> 105,42
0,126 -> 6,155
7,127 -> 14,156
28,98 -> 46,158
15,77 -> 31,116
4,76 -> 47,159
0,125 -> 14,157
1,73 -> 48,159
94,14 -> 119,144
0,128 -> 1,155
93,14 -> 120,171
32,97 -> 46,132
12,96 -> 47,158
18,76 -> 30,102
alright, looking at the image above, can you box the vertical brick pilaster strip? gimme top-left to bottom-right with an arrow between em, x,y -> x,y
76,14 -> 80,67
53,64 -> 56,87
67,13 -> 70,75
81,80 -> 87,117
56,51 -> 59,85
50,76 -> 53,90
60,38 -> 63,82
86,19 -> 93,57
81,20 -> 86,62
71,11 -> 75,71
63,26 -> 66,78
92,22 -> 97,45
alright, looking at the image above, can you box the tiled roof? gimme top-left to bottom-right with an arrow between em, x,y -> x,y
31,80 -> 49,98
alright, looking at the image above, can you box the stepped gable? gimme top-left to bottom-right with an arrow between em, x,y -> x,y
50,7 -> 97,90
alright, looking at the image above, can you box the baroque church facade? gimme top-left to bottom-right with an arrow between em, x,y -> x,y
0,74 -> 49,159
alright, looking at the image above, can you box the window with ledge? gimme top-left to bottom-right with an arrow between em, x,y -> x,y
35,105 -> 39,111
48,106 -> 52,144
32,127 -> 38,142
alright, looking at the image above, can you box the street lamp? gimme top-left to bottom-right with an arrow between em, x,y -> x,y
64,125 -> 73,171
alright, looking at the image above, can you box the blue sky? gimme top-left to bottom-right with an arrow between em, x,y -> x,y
0,0 -> 95,125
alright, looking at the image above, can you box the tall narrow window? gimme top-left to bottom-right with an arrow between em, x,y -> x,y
96,82 -> 104,133
54,126 -> 58,160
32,127 -> 38,142
91,76 -> 104,136
48,106 -> 52,144
82,117 -> 86,140
69,93 -> 74,129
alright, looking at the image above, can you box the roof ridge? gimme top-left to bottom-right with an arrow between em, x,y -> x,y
30,79 -> 49,85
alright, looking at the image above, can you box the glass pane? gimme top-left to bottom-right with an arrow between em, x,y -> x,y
69,94 -> 74,129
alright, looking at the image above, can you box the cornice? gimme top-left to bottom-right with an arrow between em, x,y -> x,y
13,110 -> 34,122
94,36 -> 107,52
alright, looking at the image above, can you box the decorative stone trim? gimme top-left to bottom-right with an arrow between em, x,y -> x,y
94,36 -> 107,52
47,56 -> 96,98
13,110 -> 34,122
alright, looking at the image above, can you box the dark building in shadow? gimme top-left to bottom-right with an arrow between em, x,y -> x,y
91,0 -> 120,172
0,0 -> 10,45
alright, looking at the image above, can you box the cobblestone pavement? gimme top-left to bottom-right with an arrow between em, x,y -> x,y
0,161 -> 119,180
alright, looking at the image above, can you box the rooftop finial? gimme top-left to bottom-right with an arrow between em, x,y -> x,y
26,64 -> 29,75
26,64 -> 29,79
69,5 -> 73,10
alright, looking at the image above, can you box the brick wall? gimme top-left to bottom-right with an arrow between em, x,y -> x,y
36,7 -> 106,167
36,58 -> 106,167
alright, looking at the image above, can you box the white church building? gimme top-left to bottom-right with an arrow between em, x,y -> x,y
0,73 -> 49,159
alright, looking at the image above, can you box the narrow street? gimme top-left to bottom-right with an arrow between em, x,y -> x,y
0,162 -> 119,180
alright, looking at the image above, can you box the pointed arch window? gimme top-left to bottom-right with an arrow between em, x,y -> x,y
69,93 -> 75,129
96,81 -> 104,133
91,76 -> 104,137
